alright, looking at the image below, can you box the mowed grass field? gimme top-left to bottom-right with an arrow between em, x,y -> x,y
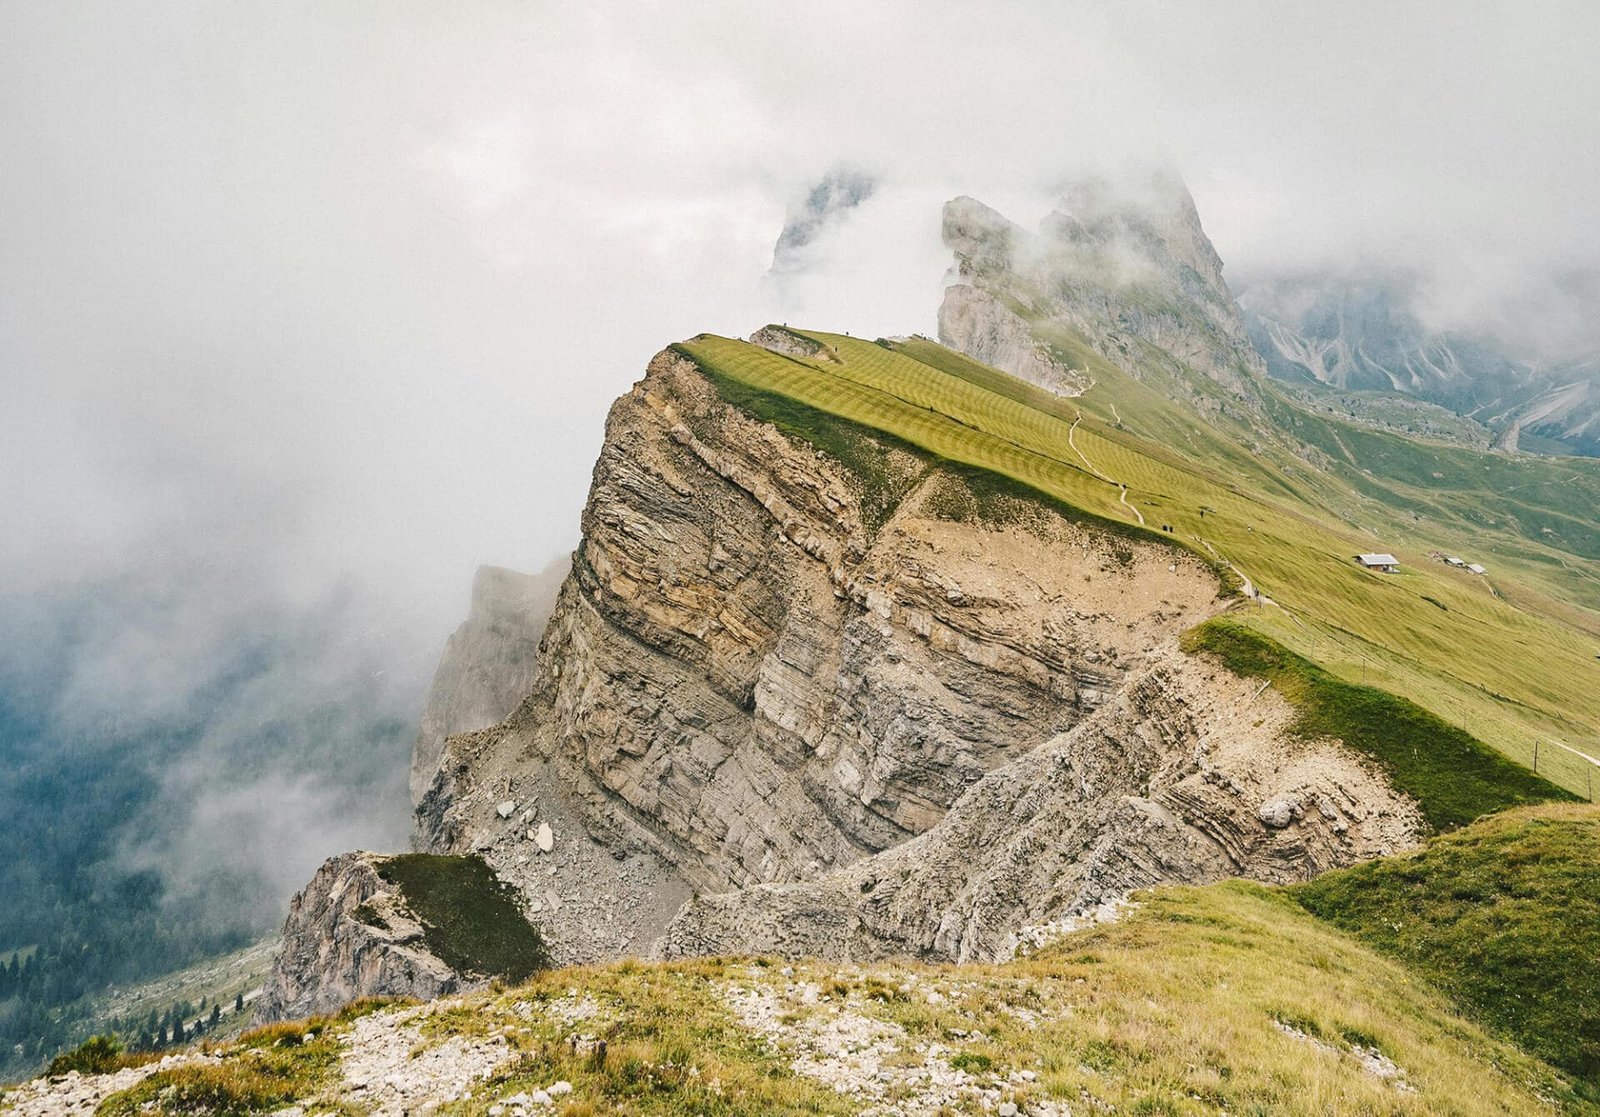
676,329 -> 1600,801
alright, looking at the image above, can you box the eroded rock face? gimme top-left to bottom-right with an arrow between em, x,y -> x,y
410,563 -> 567,804
663,651 -> 1419,963
256,853 -> 481,1023
414,343 -> 1422,967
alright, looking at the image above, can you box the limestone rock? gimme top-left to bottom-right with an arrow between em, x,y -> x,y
255,852 -> 485,1023
1258,797 -> 1301,829
414,344 -> 1424,969
939,174 -> 1268,406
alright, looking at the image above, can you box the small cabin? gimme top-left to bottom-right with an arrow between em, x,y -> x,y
1356,553 -> 1401,573
1466,563 -> 1486,575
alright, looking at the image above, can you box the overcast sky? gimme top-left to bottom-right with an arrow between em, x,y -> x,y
2,1 -> 1597,895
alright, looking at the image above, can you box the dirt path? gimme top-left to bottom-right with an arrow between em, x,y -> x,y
1069,412 -> 1145,527
1555,741 -> 1600,768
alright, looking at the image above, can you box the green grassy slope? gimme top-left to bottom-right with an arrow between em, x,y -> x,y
1182,619 -> 1573,829
676,329 -> 1600,800
1295,804 -> 1600,1093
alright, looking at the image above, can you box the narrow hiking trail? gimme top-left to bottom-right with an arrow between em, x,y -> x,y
1068,411 -> 1146,527
1066,410 -> 1282,600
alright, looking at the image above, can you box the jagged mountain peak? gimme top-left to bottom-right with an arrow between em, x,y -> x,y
769,166 -> 878,274
939,172 -> 1265,403
1045,169 -> 1230,296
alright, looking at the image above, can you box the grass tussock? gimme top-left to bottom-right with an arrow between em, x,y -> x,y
97,1028 -> 341,1116
46,1035 -> 157,1077
459,958 -> 856,1116
1296,804 -> 1600,1093
1182,617 -> 1573,829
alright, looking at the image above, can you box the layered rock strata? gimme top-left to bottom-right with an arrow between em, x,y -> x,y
416,341 -> 1422,966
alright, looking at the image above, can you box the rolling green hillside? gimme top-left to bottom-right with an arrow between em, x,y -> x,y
1296,804 -> 1600,1091
676,328 -> 1600,803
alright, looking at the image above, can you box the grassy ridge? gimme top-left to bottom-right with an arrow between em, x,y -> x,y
375,854 -> 550,983
686,351 -> 1221,573
675,328 -> 1600,798
1296,805 -> 1600,1093
1182,618 -> 1573,830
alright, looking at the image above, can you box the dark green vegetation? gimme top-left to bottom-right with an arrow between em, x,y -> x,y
1182,619 -> 1573,830
375,854 -> 551,982
1296,805 -> 1600,1093
0,683 -> 255,1079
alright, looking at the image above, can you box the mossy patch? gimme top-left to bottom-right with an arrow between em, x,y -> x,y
374,854 -> 550,983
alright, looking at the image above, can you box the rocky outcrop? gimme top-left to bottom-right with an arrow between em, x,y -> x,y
256,853 -> 481,1023
411,562 -> 566,803
662,648 -> 1419,962
939,173 -> 1267,404
415,338 -> 1424,968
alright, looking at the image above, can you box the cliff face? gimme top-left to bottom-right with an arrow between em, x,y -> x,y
664,648 -> 1416,962
415,339 -> 1422,966
257,853 -> 480,1023
410,562 -> 567,803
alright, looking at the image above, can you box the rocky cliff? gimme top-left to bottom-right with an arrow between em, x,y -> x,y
257,853 -> 480,1022
939,173 -> 1267,407
410,562 -> 567,803
412,335 -> 1422,968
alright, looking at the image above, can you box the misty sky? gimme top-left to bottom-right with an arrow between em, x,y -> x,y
3,1 -> 1598,909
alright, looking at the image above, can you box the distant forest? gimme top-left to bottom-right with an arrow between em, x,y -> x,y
0,604 -> 414,1081
0,685 -> 258,1078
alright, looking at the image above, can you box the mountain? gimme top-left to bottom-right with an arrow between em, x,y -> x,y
769,168 -> 877,276
941,172 -> 1266,408
410,562 -> 567,804
1240,272 -> 1600,456
15,172 -> 1600,1110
